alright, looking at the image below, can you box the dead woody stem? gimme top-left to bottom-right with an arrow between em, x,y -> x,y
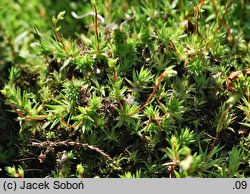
31,140 -> 112,161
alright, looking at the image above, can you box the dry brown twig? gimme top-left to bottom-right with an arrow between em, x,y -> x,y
31,140 -> 112,161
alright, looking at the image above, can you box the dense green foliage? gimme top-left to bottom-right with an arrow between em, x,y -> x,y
0,0 -> 249,178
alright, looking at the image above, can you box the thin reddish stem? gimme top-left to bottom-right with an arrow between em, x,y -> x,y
93,4 -> 100,53
138,70 -> 166,112
60,118 -> 82,129
5,96 -> 48,120
215,0 -> 233,32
